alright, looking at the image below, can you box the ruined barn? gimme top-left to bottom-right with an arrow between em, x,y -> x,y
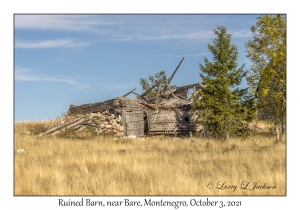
66,81 -> 203,137
41,57 -> 204,137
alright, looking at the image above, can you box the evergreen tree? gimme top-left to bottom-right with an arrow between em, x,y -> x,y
193,26 -> 256,140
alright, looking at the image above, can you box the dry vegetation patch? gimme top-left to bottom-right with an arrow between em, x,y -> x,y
14,121 -> 286,196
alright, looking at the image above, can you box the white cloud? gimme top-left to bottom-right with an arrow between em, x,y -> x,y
14,15 -> 118,32
106,82 -> 139,90
138,29 -> 250,41
14,15 -> 255,43
15,39 -> 88,49
15,67 -> 91,90
231,30 -> 252,38
143,30 -> 214,41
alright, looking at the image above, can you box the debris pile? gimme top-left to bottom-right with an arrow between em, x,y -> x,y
40,111 -> 125,137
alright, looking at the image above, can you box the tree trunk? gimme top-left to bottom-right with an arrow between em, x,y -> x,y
226,133 -> 231,148
275,124 -> 281,141
281,122 -> 285,134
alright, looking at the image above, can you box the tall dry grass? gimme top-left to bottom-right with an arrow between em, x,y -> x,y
14,121 -> 286,196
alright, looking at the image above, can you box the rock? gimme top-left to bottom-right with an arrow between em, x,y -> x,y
117,132 -> 124,137
118,126 -> 124,131
17,149 -> 26,155
105,125 -> 112,129
128,135 -> 136,139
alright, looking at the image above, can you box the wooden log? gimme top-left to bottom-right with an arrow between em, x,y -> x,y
155,81 -> 162,104
161,82 -> 203,97
66,118 -> 86,129
140,102 -> 158,110
76,126 -> 86,132
44,124 -> 65,134
41,118 -> 84,136
71,125 -> 81,130
139,80 -> 162,99
174,82 -> 203,92
90,118 -> 98,125
167,83 -> 178,99
162,57 -> 184,92
122,88 -> 136,97
50,129 -> 66,136
75,104 -> 115,114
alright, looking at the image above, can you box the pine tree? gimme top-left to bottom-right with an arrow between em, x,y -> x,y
193,26 -> 256,140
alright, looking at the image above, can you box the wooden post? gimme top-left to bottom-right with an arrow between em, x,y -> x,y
275,124 -> 280,141
226,133 -> 231,148
162,57 -> 184,92
156,81 -> 162,104
189,131 -> 194,143
166,84 -> 178,99
122,107 -> 127,136
186,89 -> 189,100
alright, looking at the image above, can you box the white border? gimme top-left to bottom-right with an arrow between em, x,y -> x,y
2,0 -> 297,209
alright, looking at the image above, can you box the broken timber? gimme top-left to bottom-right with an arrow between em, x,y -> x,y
39,117 -> 85,136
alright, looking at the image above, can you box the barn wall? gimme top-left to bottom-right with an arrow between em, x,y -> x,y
147,109 -> 196,135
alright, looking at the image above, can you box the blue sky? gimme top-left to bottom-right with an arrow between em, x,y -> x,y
14,14 -> 261,121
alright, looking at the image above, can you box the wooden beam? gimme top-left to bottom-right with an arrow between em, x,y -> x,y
139,80 -> 162,99
166,83 -> 178,99
162,57 -> 184,92
41,117 -> 84,135
173,82 -> 204,93
122,88 -> 136,97
155,81 -> 162,104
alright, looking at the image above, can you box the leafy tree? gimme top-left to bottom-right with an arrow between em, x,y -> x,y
245,14 -> 286,141
140,70 -> 176,99
193,26 -> 256,141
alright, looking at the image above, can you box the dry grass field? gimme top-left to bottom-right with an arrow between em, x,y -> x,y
14,120 -> 286,196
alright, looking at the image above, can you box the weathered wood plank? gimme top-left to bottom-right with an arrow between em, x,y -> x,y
162,57 -> 184,92
43,118 -> 82,135
90,118 -> 98,125
71,125 -> 82,130
44,124 -> 65,134
50,128 -> 67,136
88,104 -> 115,113
122,107 -> 127,135
122,88 -> 136,97
139,80 -> 162,98
66,118 -> 86,129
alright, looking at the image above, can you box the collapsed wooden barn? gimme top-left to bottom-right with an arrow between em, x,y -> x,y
67,82 -> 203,137
42,57 -> 204,137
